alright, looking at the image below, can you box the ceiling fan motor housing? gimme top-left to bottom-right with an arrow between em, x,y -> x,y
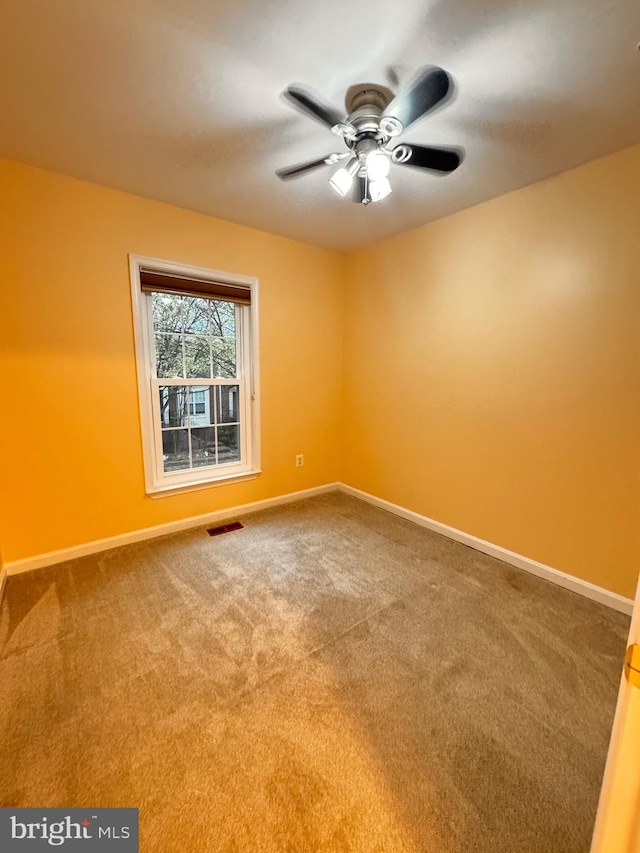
346,87 -> 390,115
342,87 -> 395,149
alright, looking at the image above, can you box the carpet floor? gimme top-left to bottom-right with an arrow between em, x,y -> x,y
0,493 -> 629,852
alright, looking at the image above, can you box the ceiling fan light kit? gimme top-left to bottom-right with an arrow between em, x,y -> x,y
369,176 -> 392,203
277,66 -> 463,205
329,156 -> 360,197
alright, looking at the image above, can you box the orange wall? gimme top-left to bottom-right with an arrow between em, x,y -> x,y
342,145 -> 640,598
0,158 -> 344,562
2,147 -> 638,599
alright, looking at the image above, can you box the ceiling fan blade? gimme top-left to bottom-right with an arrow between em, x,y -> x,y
392,144 -> 462,173
283,85 -> 346,130
276,155 -> 340,180
382,66 -> 451,131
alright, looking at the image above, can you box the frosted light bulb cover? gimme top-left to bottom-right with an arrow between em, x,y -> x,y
366,150 -> 391,181
369,177 -> 392,202
329,158 -> 359,197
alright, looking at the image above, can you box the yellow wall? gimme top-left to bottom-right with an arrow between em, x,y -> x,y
2,147 -> 639,599
342,145 -> 640,598
0,158 -> 344,562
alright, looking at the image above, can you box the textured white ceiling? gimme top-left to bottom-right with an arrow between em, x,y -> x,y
0,0 -> 638,250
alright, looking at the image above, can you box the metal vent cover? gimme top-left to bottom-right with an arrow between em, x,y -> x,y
206,521 -> 244,537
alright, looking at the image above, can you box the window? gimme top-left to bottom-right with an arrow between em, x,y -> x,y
189,390 -> 206,416
129,256 -> 260,495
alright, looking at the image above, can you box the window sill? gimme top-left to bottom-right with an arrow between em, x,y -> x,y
147,469 -> 261,499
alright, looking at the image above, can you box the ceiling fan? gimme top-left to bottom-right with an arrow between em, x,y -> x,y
277,66 -> 463,204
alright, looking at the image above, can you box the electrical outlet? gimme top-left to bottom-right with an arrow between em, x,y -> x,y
295,454 -> 304,467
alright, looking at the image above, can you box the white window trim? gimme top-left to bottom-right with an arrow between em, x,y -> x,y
129,254 -> 261,497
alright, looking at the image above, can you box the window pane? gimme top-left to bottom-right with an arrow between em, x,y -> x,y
188,385 -> 214,427
155,333 -> 183,378
191,426 -> 217,468
217,424 -> 240,464
217,385 -> 240,423
190,390 -> 206,415
184,335 -> 211,379
162,429 -> 190,471
183,296 -> 210,335
210,301 -> 236,337
158,386 -> 189,428
142,285 -> 252,490
212,338 -> 236,378
152,293 -> 182,333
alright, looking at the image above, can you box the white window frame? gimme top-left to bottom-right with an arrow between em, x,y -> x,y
129,254 -> 261,497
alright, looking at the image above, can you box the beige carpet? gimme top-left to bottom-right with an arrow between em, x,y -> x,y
0,493 -> 629,852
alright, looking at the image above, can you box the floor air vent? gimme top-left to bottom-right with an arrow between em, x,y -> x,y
206,521 -> 244,537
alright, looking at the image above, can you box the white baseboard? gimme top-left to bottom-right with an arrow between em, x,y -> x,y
337,484 -> 634,616
4,480 -> 633,616
0,565 -> 6,607
4,483 -> 339,577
